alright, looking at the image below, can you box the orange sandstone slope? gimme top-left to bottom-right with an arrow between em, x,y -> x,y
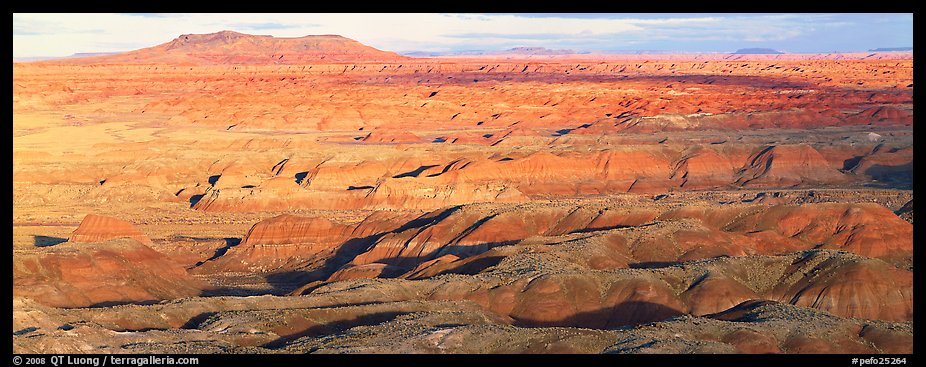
13,214 -> 207,308
69,214 -> 153,245
13,239 -> 207,308
199,201 -> 911,279
56,31 -> 408,65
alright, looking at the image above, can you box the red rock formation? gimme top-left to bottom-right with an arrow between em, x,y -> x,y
241,214 -> 353,247
586,208 -> 661,230
425,274 -> 686,329
400,254 -> 462,280
736,145 -> 851,187
721,328 -> 782,354
327,263 -> 405,282
781,336 -> 840,354
443,150 -> 673,195
671,148 -> 738,189
351,206 -> 493,267
69,214 -> 152,245
198,214 -> 358,272
682,273 -> 760,316
859,324 -> 914,353
176,142 -> 901,212
215,201 -> 912,280
847,145 -> 913,185
660,203 -> 913,262
847,106 -> 913,126
13,239 -> 205,308
778,258 -> 913,321
507,274 -> 606,328
599,278 -> 687,328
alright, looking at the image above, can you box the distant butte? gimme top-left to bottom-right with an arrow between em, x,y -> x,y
56,30 -> 408,65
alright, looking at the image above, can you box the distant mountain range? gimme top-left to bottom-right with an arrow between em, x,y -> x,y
733,48 -> 784,55
404,47 -> 586,57
13,52 -> 120,62
12,31 -> 914,64
868,47 -> 913,52
405,47 -> 913,58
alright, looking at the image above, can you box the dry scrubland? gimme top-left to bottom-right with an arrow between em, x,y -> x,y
12,31 -> 913,353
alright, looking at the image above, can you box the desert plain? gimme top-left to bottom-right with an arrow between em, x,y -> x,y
12,31 -> 914,354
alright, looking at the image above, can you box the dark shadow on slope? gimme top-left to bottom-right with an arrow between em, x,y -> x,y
552,124 -> 592,137
33,235 -> 68,247
447,213 -> 498,245
180,312 -> 218,329
262,233 -> 388,295
294,172 -> 308,185
265,271 -> 323,295
205,206 -> 494,296
199,287 -> 272,297
629,261 -> 681,269
843,155 -> 865,171
568,224 -> 632,234
864,162 -> 913,188
432,255 -> 506,277
333,241 -> 518,278
87,299 -> 163,308
742,192 -> 767,203
347,185 -> 375,191
193,238 -> 241,267
392,165 -> 439,178
389,206 -> 463,234
553,128 -> 574,136
261,311 -> 408,349
189,194 -> 205,208
427,159 -> 473,177
705,299 -> 780,322
13,327 -> 38,336
512,301 -> 685,329
202,209 -> 467,297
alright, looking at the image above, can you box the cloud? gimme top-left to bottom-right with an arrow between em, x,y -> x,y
227,22 -> 311,31
445,33 -> 581,40
123,13 -> 175,18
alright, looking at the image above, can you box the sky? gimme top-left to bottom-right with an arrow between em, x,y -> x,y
12,13 -> 914,58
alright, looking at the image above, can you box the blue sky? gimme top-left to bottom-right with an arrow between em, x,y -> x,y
12,13 -> 913,58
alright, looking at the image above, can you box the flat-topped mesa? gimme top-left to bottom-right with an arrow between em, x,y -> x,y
59,31 -> 408,65
69,214 -> 152,245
